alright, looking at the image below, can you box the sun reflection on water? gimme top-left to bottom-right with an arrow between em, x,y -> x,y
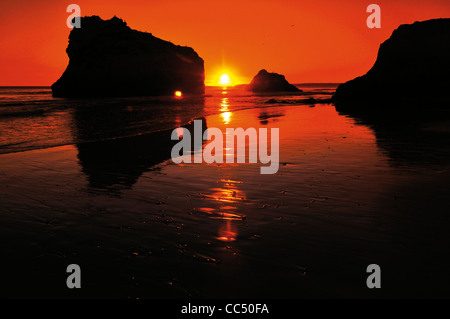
220,97 -> 232,125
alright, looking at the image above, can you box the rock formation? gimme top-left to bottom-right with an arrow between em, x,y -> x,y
52,16 -> 205,97
248,69 -> 301,93
333,19 -> 450,111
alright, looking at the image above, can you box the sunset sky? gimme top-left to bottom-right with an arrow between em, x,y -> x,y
1,0 -> 449,86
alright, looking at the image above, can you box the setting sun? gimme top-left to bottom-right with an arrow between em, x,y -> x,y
219,73 -> 231,86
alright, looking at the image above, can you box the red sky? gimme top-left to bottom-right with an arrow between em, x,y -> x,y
1,0 -> 449,86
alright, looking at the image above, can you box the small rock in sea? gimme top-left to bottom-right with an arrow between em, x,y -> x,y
248,69 -> 302,93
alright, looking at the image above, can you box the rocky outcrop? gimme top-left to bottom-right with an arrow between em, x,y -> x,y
333,19 -> 450,111
52,16 -> 205,97
248,69 -> 301,93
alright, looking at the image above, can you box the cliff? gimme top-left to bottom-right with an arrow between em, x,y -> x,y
248,69 -> 301,93
52,16 -> 205,97
333,19 -> 450,111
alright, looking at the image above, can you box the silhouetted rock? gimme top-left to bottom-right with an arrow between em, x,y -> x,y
248,69 -> 301,93
52,16 -> 205,97
333,19 -> 450,111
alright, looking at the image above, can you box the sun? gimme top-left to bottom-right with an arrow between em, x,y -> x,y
219,73 -> 231,86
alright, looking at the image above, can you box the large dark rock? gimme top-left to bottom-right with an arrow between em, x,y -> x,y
248,69 -> 301,93
52,16 -> 205,97
333,19 -> 450,111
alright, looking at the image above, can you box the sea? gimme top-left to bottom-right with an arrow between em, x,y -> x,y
0,85 -> 336,154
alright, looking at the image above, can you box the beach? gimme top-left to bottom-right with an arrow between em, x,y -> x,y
1,85 -> 450,299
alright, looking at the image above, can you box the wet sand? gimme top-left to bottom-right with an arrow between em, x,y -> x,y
1,102 -> 450,299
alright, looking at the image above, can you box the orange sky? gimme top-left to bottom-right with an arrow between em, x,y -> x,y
0,0 -> 449,86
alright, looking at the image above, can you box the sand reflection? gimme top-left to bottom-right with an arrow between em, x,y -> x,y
217,220 -> 238,242
198,179 -> 246,242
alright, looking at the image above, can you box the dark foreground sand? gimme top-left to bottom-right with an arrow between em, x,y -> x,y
1,103 -> 450,299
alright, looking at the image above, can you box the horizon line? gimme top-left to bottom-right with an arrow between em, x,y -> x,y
0,83 -> 342,88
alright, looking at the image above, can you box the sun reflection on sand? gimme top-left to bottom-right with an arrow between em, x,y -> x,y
198,179 -> 245,242
217,220 -> 238,242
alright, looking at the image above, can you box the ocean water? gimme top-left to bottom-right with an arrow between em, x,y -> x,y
1,85 -> 450,299
0,85 -> 335,154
